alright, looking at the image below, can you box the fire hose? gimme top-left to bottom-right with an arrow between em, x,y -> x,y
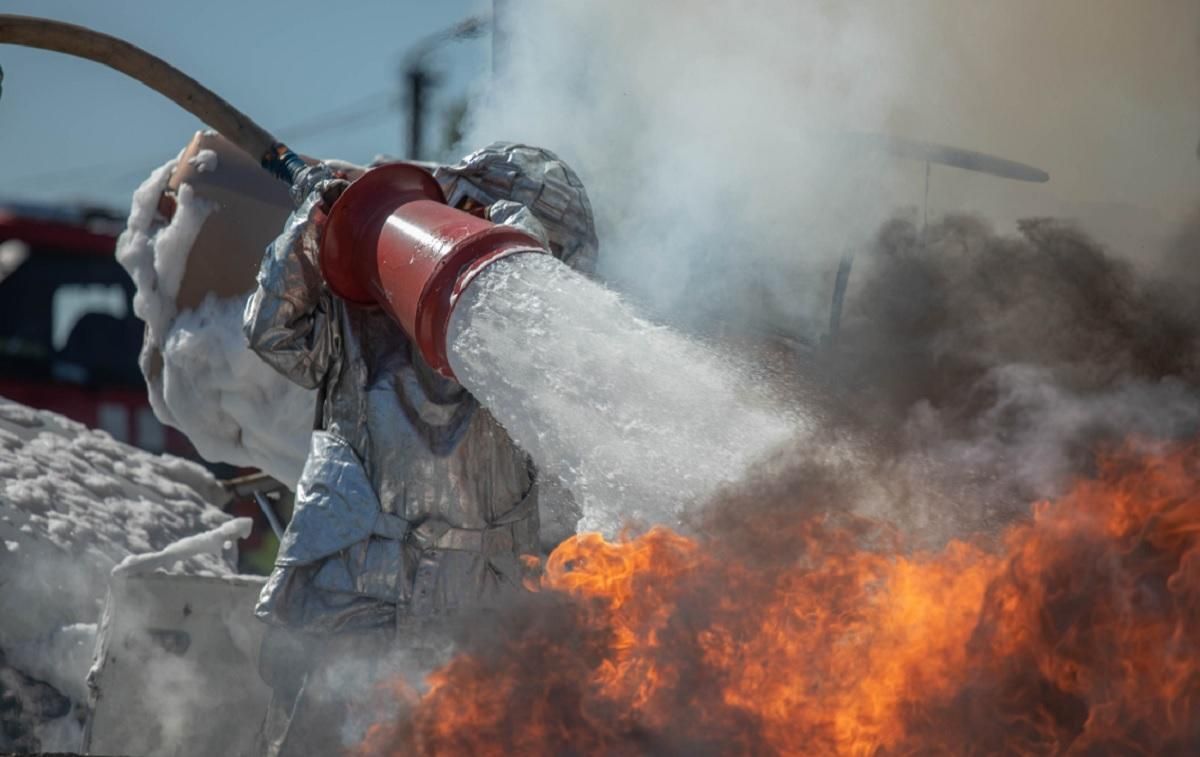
0,15 -> 306,183
0,14 -> 549,380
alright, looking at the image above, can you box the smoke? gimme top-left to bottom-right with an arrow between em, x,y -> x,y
360,442 -> 1200,756
82,569 -> 269,757
456,0 -> 1200,529
812,214 -> 1200,530
470,1 -> 910,334
466,0 -> 1198,332
346,1 -> 1200,749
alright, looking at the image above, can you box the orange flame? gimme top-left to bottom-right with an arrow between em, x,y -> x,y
359,442 -> 1200,755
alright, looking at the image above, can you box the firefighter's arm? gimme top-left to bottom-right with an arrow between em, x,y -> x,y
487,199 -> 551,247
242,179 -> 345,390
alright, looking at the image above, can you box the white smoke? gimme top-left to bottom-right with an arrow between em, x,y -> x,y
470,1 -> 919,336
457,1 -> 1200,537
466,0 -> 1199,331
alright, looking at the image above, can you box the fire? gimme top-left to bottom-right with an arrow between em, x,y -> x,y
359,443 -> 1200,755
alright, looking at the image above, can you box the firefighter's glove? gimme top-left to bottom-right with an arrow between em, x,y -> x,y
289,162 -> 349,211
271,166 -> 349,272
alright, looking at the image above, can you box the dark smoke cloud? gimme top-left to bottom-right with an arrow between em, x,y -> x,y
841,215 -> 1200,415
783,213 -> 1200,526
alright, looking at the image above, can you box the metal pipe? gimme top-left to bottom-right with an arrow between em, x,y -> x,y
253,493 -> 285,540
839,131 -> 1050,183
400,16 -> 487,160
0,14 -> 305,184
406,65 -> 430,159
827,253 -> 854,351
221,471 -> 287,499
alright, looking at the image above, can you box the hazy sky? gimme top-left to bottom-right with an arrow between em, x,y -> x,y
2,1 -> 1196,237
1,0 -> 491,209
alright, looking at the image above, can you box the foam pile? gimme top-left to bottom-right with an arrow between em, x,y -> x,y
116,154 -> 313,485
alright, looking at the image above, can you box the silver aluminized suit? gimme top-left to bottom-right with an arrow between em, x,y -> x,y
246,143 -> 597,755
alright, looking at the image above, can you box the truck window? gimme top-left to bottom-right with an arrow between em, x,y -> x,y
0,243 -> 143,387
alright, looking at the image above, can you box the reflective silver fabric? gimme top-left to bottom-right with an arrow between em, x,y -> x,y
245,180 -> 542,634
434,142 -> 600,275
248,147 -> 598,757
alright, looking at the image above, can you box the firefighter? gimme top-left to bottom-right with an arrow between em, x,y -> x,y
243,142 -> 597,755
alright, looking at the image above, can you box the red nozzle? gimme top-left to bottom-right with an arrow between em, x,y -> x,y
320,163 -> 547,379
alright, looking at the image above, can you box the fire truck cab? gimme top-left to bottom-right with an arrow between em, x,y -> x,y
0,201 -> 178,453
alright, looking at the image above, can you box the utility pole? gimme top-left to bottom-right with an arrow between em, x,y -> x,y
492,0 -> 505,80
401,15 -> 489,161
405,64 -> 433,160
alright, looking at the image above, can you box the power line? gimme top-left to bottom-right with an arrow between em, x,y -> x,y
277,91 -> 399,142
13,13 -> 491,191
10,90 -> 401,190
12,154 -> 156,190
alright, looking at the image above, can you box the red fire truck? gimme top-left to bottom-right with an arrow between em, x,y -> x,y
0,201 -> 277,570
0,202 -> 183,450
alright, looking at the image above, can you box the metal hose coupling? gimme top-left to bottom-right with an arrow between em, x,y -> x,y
319,162 -> 550,379
285,160 -> 337,207
264,143 -> 314,192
